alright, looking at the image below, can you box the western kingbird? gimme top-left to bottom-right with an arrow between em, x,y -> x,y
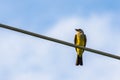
74,29 -> 87,66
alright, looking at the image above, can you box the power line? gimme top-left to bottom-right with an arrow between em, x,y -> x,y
0,23 -> 120,60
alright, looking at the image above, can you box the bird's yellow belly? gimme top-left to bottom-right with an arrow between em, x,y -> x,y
76,37 -> 84,57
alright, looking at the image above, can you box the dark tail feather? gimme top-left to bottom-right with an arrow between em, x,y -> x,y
76,55 -> 83,66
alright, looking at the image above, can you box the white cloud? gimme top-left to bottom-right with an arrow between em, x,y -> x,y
0,14 -> 120,80
12,72 -> 54,80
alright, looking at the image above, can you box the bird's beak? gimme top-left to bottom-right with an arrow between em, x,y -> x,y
75,29 -> 79,31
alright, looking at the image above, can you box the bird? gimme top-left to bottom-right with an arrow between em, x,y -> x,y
74,29 -> 87,66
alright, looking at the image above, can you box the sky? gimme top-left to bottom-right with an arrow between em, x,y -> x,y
0,0 -> 120,80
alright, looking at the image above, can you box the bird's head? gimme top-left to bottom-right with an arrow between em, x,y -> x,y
75,29 -> 84,33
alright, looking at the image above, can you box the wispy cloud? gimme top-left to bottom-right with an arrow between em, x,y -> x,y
0,14 -> 120,80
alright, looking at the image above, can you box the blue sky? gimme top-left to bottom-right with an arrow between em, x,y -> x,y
0,0 -> 120,80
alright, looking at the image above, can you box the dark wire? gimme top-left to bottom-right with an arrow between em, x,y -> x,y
0,23 -> 120,60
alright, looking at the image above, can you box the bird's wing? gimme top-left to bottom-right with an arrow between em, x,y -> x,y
84,34 -> 87,47
74,34 -> 77,44
74,34 -> 77,51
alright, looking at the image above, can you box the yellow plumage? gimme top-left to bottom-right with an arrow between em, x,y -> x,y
76,32 -> 85,57
74,29 -> 86,66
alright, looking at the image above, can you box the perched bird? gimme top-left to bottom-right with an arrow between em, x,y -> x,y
74,29 -> 87,66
